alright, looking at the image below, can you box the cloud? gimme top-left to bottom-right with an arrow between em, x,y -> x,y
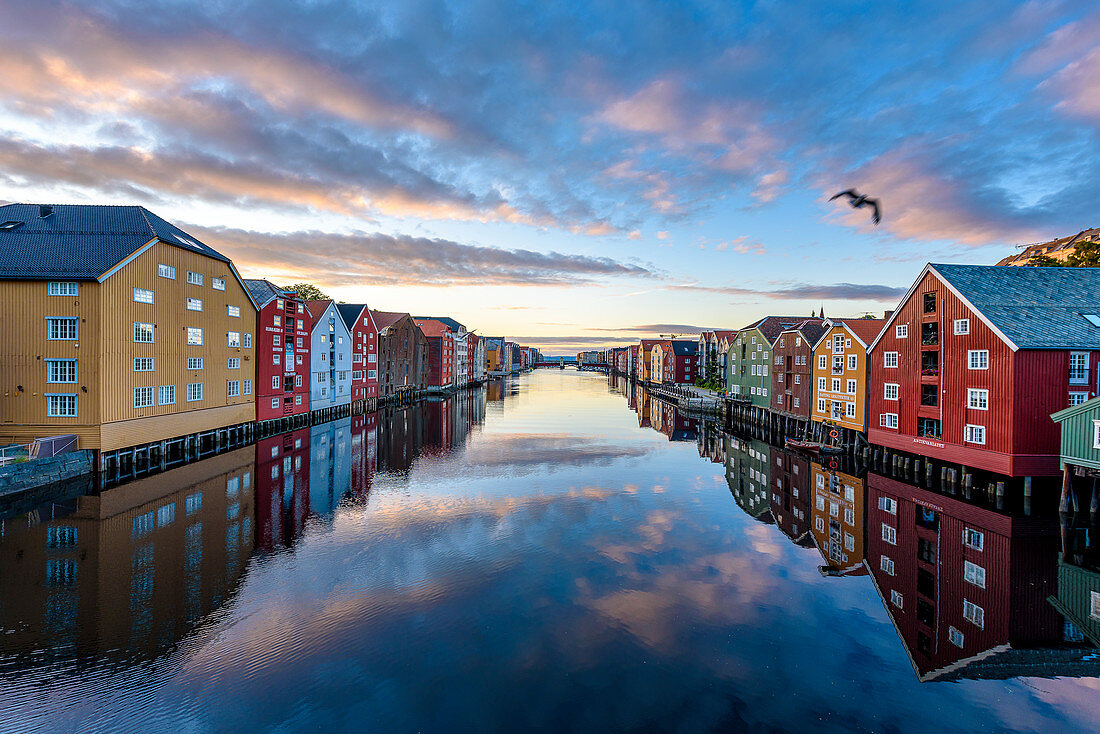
188,225 -> 655,288
667,282 -> 907,302
589,324 -> 720,335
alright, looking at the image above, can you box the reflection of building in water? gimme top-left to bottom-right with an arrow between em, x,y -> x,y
658,401 -> 698,442
0,447 -> 255,661
485,378 -> 504,404
1049,517 -> 1100,647
697,423 -> 726,465
770,448 -> 813,545
724,435 -> 774,524
636,390 -> 652,429
309,416 -> 352,515
810,462 -> 866,577
866,472 -> 1100,681
255,429 -> 310,551
422,399 -> 454,455
348,411 -> 378,502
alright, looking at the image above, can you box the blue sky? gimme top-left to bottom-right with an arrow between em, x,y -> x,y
1,0 -> 1098,353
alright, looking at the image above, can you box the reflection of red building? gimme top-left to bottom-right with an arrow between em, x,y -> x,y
866,472 -> 1064,681
422,399 -> 454,455
770,448 -> 813,544
254,429 -> 311,550
349,412 -> 378,501
244,280 -> 311,421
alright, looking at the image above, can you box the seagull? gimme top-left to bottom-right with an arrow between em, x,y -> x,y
829,189 -> 881,225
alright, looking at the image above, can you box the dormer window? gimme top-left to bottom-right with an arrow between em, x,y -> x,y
1084,314 -> 1100,327
0,220 -> 23,231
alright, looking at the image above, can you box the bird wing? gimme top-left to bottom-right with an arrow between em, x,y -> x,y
866,198 -> 881,224
829,189 -> 858,201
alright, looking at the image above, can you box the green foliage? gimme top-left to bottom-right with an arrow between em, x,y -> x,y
1025,242 -> 1100,268
1025,254 -> 1063,267
283,282 -> 330,300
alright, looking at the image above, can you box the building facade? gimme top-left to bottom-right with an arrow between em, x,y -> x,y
726,317 -> 809,406
336,304 -> 380,405
810,463 -> 866,576
372,311 -> 428,398
244,280 -> 311,422
770,322 -> 826,419
304,300 -> 353,412
414,318 -> 456,391
810,319 -> 887,431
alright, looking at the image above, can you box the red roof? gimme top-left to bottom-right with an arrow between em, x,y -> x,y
834,318 -> 888,346
303,299 -> 334,328
414,318 -> 452,338
370,310 -> 408,331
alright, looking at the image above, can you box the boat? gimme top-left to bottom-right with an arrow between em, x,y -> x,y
784,437 -> 845,455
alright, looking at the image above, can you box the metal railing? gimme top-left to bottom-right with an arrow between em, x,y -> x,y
0,434 -> 77,466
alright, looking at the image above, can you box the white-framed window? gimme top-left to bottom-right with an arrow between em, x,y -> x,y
367,370 -> 377,380
186,327 -> 203,346
228,305 -> 240,318
187,357 -> 203,370
295,394 -> 303,405
847,354 -> 857,371
963,527 -> 984,551
134,357 -> 154,372
243,333 -> 252,348
158,384 -> 175,405
133,321 -> 154,343
967,388 -> 988,410
295,374 -> 302,387
48,281 -> 79,296
276,298 -> 284,309
228,331 -> 241,347
243,379 -> 251,395
880,555 -> 895,575
891,590 -> 903,609
213,277 -> 226,291
228,357 -> 241,369
271,398 -> 279,409
793,397 -> 800,408
1091,591 -> 1100,621
829,501 -> 839,517
46,393 -> 77,417
1070,352 -> 1090,384
878,496 -> 897,514
884,383 -> 899,400
844,507 -> 855,526
46,359 -> 77,383
794,374 -> 801,385
954,319 -> 970,335
273,334 -> 281,347
1070,392 -> 1089,406
968,349 -> 989,370
832,378 -> 841,392
818,354 -> 827,369
133,386 -> 155,408
296,354 -> 303,365
881,523 -> 896,545
880,413 -> 898,428
963,560 -> 986,589
272,376 -> 281,389
1093,420 -> 1100,450
762,388 -> 768,397
948,626 -> 964,647
186,297 -> 203,312
845,401 -> 856,417
133,287 -> 154,304
227,380 -> 240,397
777,394 -> 784,405
896,324 -> 908,339
273,353 -> 281,365
186,271 -> 203,285
964,424 -> 986,444
817,377 -> 826,391
963,599 -> 984,629
47,317 -> 79,340
186,383 -> 203,402
816,493 -> 825,511
158,263 -> 175,279
884,351 -> 898,368
273,315 -> 281,327
847,379 -> 857,394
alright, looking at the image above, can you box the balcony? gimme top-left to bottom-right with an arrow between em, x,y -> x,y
921,322 -> 939,346
917,417 -> 941,440
921,351 -> 939,377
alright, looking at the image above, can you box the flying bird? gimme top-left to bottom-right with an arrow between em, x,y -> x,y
829,189 -> 881,225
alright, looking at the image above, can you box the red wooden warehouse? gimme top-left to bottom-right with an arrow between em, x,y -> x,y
867,264 -> 1100,477
337,303 -> 380,407
771,320 -> 826,419
244,279 -> 311,422
414,318 -> 455,390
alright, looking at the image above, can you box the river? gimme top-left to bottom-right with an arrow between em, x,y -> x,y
1,369 -> 1098,733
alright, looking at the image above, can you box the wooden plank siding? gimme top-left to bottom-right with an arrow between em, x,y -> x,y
811,325 -> 869,433
770,329 -> 815,419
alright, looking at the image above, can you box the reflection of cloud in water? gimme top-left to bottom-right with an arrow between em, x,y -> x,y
420,433 -> 655,475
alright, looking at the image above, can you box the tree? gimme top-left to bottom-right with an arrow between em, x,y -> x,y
1024,240 -> 1100,268
283,282 -> 330,300
1025,254 -> 1063,267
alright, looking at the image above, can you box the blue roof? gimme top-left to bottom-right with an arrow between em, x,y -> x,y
243,279 -> 287,308
0,204 -> 230,280
931,263 -> 1100,349
336,303 -> 369,329
671,339 -> 699,356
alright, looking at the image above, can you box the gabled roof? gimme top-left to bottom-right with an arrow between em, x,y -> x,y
369,310 -> 409,333
741,316 -> 816,343
0,203 -> 231,280
713,330 -> 738,342
336,303 -> 371,330
671,339 -> 699,356
1052,394 -> 1100,423
779,320 -> 827,346
869,263 -> 1100,352
244,278 -> 290,309
414,318 -> 452,338
413,316 -> 465,333
303,299 -> 336,328
996,227 -> 1100,265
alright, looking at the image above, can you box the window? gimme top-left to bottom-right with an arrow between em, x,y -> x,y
133,287 -> 154,304
46,394 -> 77,417
1093,420 -> 1100,450
794,374 -> 800,384
133,321 -> 154,343
832,378 -> 841,392
48,281 -> 78,296
884,351 -> 898,368
847,379 -> 856,394
777,394 -> 783,405
295,395 -> 303,405
847,354 -> 857,371
186,492 -> 203,515
964,560 -> 986,589
158,263 -> 175,279
762,388 -> 768,397
223,358 -> 239,371
818,377 -> 826,391
1070,352 -> 1090,384
881,523 -> 896,545
134,357 -> 154,371
213,277 -> 226,291
844,508 -> 855,525
272,376 -> 281,389
186,297 -> 203,311
273,353 -> 281,365
273,315 -> 281,327
187,357 -> 203,370
954,319 -> 970,335
243,333 -> 252,348
948,626 -> 964,648
47,317 -> 78,340
968,350 -> 988,370
963,527 -> 984,551
186,383 -> 203,402
891,590 -> 903,609
271,398 -> 280,409
896,324 -> 908,339
227,380 -> 240,397
296,355 -> 303,365
963,600 -> 984,629
46,359 -> 77,383
793,397 -> 800,408
295,374 -> 302,387
845,402 -> 856,417
186,327 -> 203,345
1091,591 -> 1100,621
878,496 -> 897,514
186,271 -> 203,285
228,331 -> 241,347
158,384 -> 176,405
273,334 -> 281,347
884,383 -> 898,400
228,305 -> 240,318
1070,392 -> 1089,406
133,386 -> 155,408
967,388 -> 988,410
964,424 -> 986,444
243,379 -> 251,395
829,501 -> 839,517
818,354 -> 827,369
880,555 -> 895,575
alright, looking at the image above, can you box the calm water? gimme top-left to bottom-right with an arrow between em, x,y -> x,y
2,370 -> 1099,733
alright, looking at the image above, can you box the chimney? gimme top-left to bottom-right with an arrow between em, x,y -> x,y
38,205 -> 53,218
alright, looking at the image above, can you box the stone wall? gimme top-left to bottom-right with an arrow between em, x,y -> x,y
0,450 -> 93,499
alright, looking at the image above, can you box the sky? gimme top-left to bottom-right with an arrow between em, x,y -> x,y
1,0 -> 1099,354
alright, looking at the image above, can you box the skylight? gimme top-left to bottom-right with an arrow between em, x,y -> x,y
1083,314 -> 1100,327
0,221 -> 23,231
